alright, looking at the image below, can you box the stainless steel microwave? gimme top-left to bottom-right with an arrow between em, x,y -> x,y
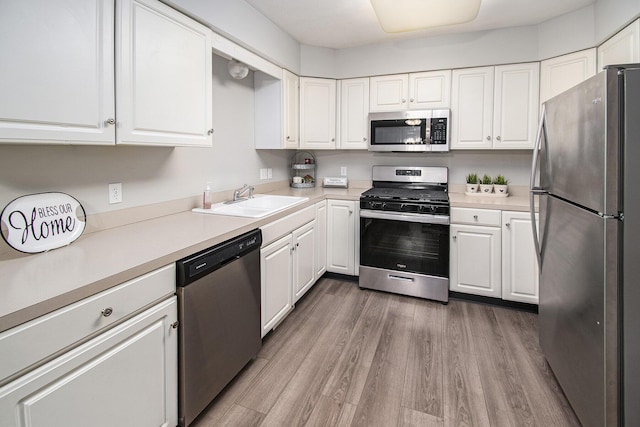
368,109 -> 449,152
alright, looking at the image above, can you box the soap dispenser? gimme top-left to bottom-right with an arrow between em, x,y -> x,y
203,182 -> 212,209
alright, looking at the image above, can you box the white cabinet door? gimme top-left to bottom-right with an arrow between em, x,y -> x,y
300,77 -> 336,149
502,211 -> 539,304
116,0 -> 213,146
493,63 -> 540,149
260,235 -> 293,337
597,19 -> 640,71
327,200 -> 356,275
451,67 -> 494,149
315,201 -> 328,279
0,298 -> 178,427
450,224 -> 501,298
283,69 -> 300,148
369,74 -> 409,112
409,70 -> 452,109
540,48 -> 596,103
339,78 -> 369,149
293,221 -> 316,302
0,0 -> 115,145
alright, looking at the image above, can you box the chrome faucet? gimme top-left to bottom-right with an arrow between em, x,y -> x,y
232,184 -> 254,201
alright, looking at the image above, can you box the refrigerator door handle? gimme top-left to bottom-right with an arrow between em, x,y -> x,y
530,104 -> 546,269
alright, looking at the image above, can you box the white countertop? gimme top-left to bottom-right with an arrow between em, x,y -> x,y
0,185 -> 534,333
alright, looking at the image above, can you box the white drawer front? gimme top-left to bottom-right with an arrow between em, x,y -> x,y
451,207 -> 501,227
260,205 -> 315,246
0,264 -> 175,384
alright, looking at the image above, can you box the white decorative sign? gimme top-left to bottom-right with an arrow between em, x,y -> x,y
1,193 -> 86,253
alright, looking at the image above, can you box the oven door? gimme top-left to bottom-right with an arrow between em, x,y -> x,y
359,210 -> 449,277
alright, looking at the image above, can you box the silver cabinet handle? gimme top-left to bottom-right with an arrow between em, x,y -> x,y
101,307 -> 113,317
170,321 -> 180,329
410,98 -> 414,102
452,235 -> 457,241
473,215 -> 478,220
286,136 -> 290,140
496,136 -> 501,141
106,118 -> 115,126
363,137 -> 367,142
505,222 -> 510,228
349,210 -> 353,215
207,129 -> 214,135
402,98 -> 406,103
331,138 -> 335,142
486,136 -> 491,141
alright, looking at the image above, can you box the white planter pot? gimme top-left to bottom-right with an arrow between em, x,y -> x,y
479,184 -> 494,194
465,183 -> 478,193
494,184 -> 508,194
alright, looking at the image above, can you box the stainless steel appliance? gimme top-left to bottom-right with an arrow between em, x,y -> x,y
360,166 -> 450,302
530,64 -> 640,427
368,109 -> 449,152
176,229 -> 262,427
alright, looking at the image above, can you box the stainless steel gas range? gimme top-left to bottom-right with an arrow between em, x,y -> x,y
359,166 -> 450,303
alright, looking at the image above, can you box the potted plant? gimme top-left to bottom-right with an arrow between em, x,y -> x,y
493,174 -> 509,194
465,173 -> 479,193
480,174 -> 493,193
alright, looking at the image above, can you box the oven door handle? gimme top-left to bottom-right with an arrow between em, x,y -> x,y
360,209 -> 449,225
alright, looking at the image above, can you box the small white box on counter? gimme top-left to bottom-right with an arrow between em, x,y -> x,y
323,177 -> 348,188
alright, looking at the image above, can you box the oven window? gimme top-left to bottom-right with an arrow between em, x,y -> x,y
371,120 -> 426,145
360,217 -> 449,277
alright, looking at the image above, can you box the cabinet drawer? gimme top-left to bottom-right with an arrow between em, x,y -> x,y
451,207 -> 501,227
0,264 -> 175,384
260,205 -> 315,246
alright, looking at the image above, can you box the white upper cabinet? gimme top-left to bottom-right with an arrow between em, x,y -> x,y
597,19 -> 640,71
116,0 -> 213,146
0,0 -> 115,145
369,74 -> 409,112
408,70 -> 452,109
451,67 -> 495,149
492,63 -> 540,149
452,64 -> 539,150
283,69 -> 300,148
339,78 -> 369,149
370,71 -> 451,112
300,77 -> 336,149
540,48 -> 596,103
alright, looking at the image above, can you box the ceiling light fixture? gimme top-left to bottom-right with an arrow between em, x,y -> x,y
227,59 -> 249,79
370,0 -> 481,33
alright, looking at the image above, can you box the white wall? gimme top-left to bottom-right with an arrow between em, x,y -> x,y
314,151 -> 533,187
595,0 -> 640,43
0,55 -> 290,215
538,5 -> 596,60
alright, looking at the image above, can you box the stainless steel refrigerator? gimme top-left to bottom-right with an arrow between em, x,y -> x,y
530,64 -> 639,426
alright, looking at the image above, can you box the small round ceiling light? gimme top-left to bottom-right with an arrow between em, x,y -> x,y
228,59 -> 249,79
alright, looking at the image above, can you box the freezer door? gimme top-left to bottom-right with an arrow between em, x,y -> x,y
538,195 -> 608,427
540,68 -> 620,215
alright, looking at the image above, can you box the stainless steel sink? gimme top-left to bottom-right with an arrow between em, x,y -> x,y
193,194 -> 309,218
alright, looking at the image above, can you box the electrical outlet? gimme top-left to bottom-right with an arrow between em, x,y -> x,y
108,183 -> 122,204
340,166 -> 347,176
267,168 -> 273,179
260,168 -> 268,180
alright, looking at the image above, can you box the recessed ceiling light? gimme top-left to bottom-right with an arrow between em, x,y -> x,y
370,0 -> 482,33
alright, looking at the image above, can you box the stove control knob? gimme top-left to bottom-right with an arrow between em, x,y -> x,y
429,205 -> 437,213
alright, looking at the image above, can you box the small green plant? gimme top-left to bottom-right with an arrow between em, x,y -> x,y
466,173 -> 478,184
481,174 -> 493,185
493,175 -> 509,185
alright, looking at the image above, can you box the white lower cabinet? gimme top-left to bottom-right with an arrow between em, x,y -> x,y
327,199 -> 358,275
260,234 -> 294,338
450,223 -> 502,298
502,211 -> 539,304
315,200 -> 328,278
261,217 -> 320,337
0,297 -> 178,427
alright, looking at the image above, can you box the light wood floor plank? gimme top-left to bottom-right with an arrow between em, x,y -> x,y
321,289 -> 391,405
400,407 -> 445,427
215,404 -> 264,427
305,395 -> 356,427
351,295 -> 416,427
258,283 -> 368,426
401,299 -> 445,418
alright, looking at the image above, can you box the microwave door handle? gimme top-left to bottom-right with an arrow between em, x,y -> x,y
530,104 -> 546,270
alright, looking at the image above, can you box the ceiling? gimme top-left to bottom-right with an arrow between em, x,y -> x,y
244,0 -> 595,49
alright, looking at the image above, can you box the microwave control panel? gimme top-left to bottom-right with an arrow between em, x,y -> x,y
430,118 -> 448,145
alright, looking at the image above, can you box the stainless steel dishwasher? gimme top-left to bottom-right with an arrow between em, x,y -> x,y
176,229 -> 262,427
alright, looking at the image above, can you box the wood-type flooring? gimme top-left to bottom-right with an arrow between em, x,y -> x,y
192,278 -> 581,427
